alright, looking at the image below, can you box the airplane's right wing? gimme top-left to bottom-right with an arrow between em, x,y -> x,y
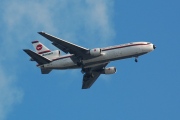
82,71 -> 101,89
41,68 -> 52,74
82,63 -> 109,89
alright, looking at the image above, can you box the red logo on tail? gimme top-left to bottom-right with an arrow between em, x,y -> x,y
36,44 -> 42,51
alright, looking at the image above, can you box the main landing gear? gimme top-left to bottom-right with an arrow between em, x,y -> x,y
77,57 -> 84,67
77,61 -> 83,66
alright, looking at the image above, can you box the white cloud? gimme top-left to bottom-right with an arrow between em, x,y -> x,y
85,0 -> 115,43
3,0 -> 115,48
0,65 -> 23,120
0,0 -> 115,119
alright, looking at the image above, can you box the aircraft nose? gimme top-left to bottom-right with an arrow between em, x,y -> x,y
153,44 -> 156,49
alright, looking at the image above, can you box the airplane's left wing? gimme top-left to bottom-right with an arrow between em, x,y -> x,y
38,32 -> 89,58
82,63 -> 108,89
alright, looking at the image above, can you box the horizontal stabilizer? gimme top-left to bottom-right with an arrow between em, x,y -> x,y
23,49 -> 51,65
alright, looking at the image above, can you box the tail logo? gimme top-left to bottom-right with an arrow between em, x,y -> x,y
36,44 -> 42,51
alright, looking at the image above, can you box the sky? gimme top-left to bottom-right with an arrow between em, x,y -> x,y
0,0 -> 180,120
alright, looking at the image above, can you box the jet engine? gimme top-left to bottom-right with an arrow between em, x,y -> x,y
89,48 -> 101,56
102,67 -> 116,74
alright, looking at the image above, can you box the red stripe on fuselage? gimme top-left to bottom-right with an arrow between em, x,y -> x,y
52,54 -> 73,61
102,43 -> 148,51
38,50 -> 51,54
51,43 -> 148,61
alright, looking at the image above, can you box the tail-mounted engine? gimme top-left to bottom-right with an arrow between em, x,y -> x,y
102,67 -> 116,74
89,48 -> 102,56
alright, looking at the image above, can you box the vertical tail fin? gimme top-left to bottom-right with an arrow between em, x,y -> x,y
32,40 -> 51,54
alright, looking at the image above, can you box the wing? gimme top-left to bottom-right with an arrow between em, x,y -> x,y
82,63 -> 109,89
41,68 -> 52,74
38,32 -> 89,58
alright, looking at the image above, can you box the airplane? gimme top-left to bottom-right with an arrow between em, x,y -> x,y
23,32 -> 156,89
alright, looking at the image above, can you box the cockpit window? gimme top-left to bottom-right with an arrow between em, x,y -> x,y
147,42 -> 151,44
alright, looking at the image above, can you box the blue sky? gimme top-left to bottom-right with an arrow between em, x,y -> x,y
0,0 -> 180,120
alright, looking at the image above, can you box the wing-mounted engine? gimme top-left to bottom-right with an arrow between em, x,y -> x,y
89,48 -> 102,56
102,67 -> 116,74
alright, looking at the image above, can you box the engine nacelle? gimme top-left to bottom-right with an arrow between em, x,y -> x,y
102,67 -> 117,74
89,48 -> 101,56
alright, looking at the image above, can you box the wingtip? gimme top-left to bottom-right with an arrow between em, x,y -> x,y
81,86 -> 89,89
38,31 -> 45,34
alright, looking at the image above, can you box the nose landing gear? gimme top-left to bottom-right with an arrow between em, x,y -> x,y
135,57 -> 138,62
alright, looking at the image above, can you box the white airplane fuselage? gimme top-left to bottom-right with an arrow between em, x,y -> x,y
41,42 -> 155,70
23,31 -> 156,89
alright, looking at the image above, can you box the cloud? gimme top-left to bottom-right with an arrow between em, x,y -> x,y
0,0 -> 115,119
85,0 -> 115,44
51,0 -> 115,47
0,65 -> 23,120
2,0 -> 115,50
